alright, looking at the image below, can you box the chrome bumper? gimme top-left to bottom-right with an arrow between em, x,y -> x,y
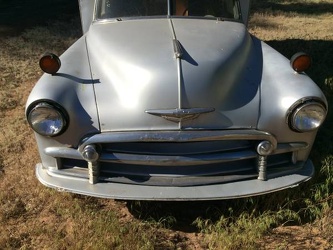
36,160 -> 314,200
37,130 -> 312,200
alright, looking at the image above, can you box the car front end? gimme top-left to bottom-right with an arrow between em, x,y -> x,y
26,0 -> 327,200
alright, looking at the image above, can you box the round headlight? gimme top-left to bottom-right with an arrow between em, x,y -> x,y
290,102 -> 326,132
27,102 -> 67,136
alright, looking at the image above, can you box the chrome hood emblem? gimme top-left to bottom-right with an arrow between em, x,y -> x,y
146,108 -> 215,122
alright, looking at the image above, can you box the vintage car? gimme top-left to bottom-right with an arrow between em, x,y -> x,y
26,0 -> 327,200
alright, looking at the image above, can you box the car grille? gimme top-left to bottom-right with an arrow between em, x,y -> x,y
45,130 -> 305,186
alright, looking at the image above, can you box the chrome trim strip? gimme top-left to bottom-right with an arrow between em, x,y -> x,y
100,150 -> 256,166
275,142 -> 308,154
78,130 -> 277,152
44,159 -> 305,186
45,147 -> 82,160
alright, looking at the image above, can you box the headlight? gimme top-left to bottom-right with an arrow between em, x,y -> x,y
289,101 -> 327,132
27,102 -> 68,136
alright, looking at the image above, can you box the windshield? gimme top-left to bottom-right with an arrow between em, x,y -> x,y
96,0 -> 241,20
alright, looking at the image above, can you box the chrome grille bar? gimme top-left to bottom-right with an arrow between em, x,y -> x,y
78,130 -> 277,152
42,131 -> 310,185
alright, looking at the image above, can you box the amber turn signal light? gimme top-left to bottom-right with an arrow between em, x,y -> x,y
39,53 -> 61,74
290,52 -> 312,73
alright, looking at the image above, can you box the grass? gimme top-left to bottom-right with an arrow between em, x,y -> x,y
193,209 -> 300,249
0,0 -> 333,249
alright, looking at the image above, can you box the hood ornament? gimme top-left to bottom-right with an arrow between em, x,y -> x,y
146,108 -> 215,122
173,39 -> 183,59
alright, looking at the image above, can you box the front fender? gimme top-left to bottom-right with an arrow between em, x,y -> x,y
258,40 -> 327,160
26,36 -> 100,147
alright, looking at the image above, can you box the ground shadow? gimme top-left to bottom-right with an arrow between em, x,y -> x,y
126,199 -> 239,232
125,186 -> 305,233
0,0 -> 79,36
252,0 -> 333,15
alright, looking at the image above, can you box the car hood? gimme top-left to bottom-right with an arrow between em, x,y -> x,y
86,18 -> 262,132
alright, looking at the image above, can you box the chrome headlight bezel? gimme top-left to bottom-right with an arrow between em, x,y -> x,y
27,101 -> 69,137
288,100 -> 327,132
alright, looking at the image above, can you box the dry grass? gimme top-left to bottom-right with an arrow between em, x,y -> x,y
250,13 -> 333,41
0,1 -> 333,249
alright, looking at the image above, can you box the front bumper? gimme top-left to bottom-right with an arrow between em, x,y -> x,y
36,160 -> 314,200
36,130 -> 314,200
